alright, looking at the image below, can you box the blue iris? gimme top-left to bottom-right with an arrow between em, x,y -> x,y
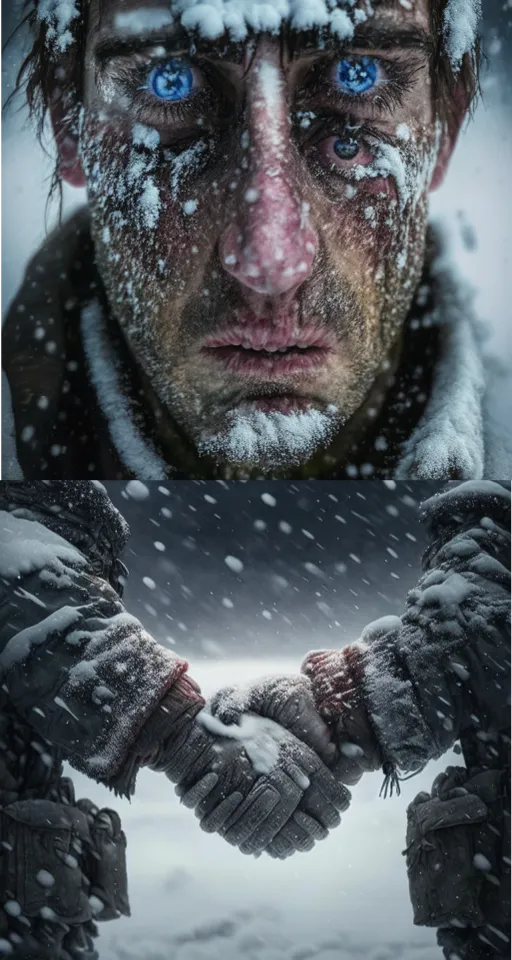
337,56 -> 378,95
148,59 -> 193,101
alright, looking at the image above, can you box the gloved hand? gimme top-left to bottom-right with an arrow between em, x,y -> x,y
125,674 -> 350,859
207,675 -> 337,766
206,665 -> 382,788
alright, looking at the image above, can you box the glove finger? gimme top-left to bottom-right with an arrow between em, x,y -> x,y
293,810 -> 329,841
265,832 -> 299,860
299,784 -> 342,831
308,764 -> 352,812
199,791 -> 244,833
176,772 -> 219,809
221,785 -> 281,847
242,817 -> 314,857
233,771 -> 303,854
279,756 -> 313,792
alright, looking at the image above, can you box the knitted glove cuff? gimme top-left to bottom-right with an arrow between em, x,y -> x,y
301,645 -> 366,720
107,673 -> 205,797
302,645 -> 383,779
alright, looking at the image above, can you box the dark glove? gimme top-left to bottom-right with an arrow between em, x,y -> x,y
205,675 -> 352,858
125,675 -> 349,858
175,710 -> 351,858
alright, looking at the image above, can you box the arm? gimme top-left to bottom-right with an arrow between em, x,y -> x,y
0,512 -> 348,859
0,517 -> 192,790
303,481 -> 511,777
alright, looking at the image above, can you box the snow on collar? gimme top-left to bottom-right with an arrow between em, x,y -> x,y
395,236 -> 486,480
80,301 -> 169,480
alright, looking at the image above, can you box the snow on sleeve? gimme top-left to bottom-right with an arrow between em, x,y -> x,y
0,512 -> 87,580
443,0 -> 482,67
37,0 -> 80,53
0,606 -> 83,672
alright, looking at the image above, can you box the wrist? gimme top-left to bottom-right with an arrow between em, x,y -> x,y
302,645 -> 365,719
141,675 -> 206,768
302,645 -> 383,776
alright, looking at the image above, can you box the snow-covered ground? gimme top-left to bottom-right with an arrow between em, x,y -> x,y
66,657 -> 459,960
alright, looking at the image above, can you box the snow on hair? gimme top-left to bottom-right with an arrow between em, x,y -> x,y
37,0 -> 80,53
443,0 -> 482,68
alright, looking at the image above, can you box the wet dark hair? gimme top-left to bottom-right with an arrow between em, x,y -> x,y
10,0 -> 481,210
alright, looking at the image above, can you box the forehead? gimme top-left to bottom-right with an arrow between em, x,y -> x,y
94,0 -> 431,40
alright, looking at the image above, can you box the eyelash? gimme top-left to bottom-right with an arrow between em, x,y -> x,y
100,55 -> 208,126
307,54 -> 421,114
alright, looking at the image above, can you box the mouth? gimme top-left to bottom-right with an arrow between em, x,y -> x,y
202,321 -> 334,378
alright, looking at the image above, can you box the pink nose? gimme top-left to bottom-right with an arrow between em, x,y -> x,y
220,191 -> 318,297
219,56 -> 318,299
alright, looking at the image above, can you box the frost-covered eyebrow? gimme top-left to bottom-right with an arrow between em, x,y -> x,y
93,20 -> 433,63
93,25 -> 244,62
289,23 -> 433,57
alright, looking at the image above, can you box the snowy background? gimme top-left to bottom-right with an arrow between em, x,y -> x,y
69,480 -> 458,960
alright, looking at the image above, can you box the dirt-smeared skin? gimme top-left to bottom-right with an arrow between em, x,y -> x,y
69,0 -> 458,473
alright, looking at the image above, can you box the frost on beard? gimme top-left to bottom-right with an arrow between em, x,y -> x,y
197,405 -> 339,469
37,0 -> 80,53
443,0 -> 482,67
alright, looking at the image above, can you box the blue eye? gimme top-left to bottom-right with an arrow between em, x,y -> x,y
337,56 -> 378,95
148,59 -> 193,101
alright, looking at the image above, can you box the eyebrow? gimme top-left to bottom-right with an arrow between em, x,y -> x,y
289,23 -> 434,58
93,20 -> 433,64
93,26 -> 243,62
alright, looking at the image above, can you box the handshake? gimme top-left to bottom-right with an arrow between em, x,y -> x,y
117,665 -> 383,860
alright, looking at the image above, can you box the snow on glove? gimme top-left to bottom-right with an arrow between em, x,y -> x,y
175,710 -> 351,858
301,647 -> 383,786
207,675 -> 336,766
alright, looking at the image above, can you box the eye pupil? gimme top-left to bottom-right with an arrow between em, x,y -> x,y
337,56 -> 377,94
150,59 -> 193,101
334,138 -> 359,160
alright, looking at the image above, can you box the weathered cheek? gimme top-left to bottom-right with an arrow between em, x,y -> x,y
81,119 -> 218,299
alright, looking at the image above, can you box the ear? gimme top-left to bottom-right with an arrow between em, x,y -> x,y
429,81 -> 469,193
49,90 -> 87,189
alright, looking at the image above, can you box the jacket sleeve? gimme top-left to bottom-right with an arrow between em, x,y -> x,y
0,513 -> 188,785
303,481 -> 511,773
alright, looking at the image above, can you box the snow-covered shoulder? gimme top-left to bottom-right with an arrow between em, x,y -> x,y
0,511 -> 87,580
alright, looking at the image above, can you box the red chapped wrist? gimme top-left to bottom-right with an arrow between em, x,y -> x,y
301,645 -> 366,720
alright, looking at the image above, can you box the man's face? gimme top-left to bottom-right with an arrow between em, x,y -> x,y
75,0 -> 447,470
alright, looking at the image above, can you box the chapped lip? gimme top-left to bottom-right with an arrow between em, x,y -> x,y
202,319 -> 334,378
203,319 -> 336,352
